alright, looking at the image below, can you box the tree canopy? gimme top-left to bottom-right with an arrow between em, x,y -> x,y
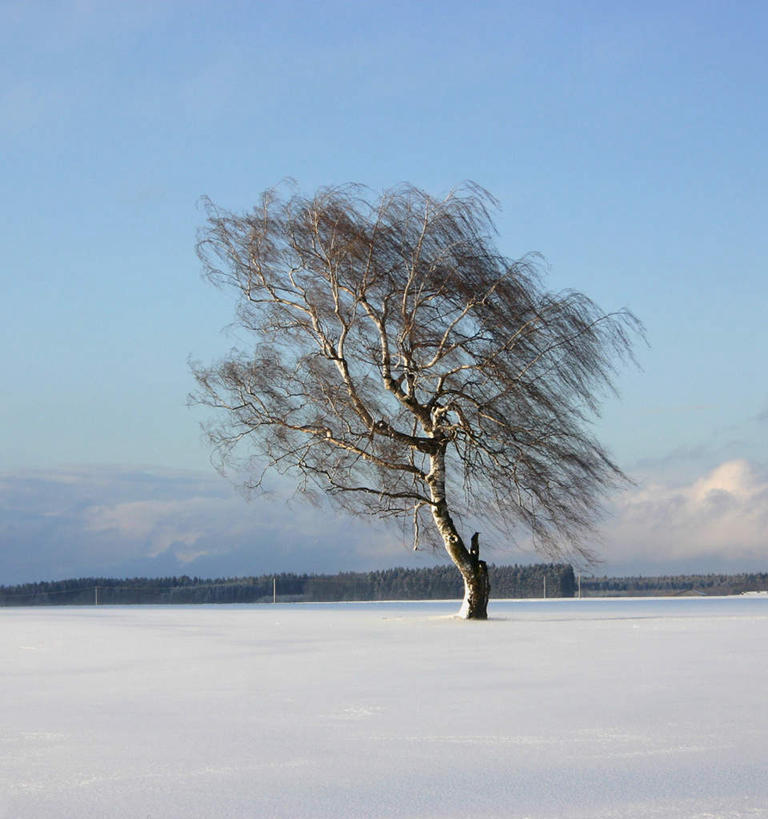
192,182 -> 641,617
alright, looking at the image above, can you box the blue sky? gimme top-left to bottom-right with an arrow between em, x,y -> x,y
2,0 -> 767,583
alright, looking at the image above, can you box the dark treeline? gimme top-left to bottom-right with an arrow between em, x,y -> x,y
581,572 -> 768,597
0,564 -> 574,606
3,566 -> 766,606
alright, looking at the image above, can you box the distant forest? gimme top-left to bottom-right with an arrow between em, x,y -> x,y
1,564 -> 767,606
581,572 -> 768,597
2,564 -> 572,605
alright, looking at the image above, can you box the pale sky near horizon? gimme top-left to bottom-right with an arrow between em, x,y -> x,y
2,0 -> 767,583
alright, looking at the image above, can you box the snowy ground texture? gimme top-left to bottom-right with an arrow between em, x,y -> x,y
2,598 -> 767,819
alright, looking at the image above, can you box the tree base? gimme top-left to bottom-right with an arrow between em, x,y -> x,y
458,558 -> 490,620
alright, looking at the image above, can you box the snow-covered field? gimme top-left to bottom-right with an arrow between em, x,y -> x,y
2,598 -> 767,818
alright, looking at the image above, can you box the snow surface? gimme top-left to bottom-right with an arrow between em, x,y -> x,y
2,597 -> 767,818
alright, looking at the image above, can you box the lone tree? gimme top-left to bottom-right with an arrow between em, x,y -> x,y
192,183 -> 640,619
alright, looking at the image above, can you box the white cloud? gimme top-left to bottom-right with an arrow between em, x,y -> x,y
601,459 -> 768,572
0,466 -> 409,583
84,498 -> 209,557
4,461 -> 767,584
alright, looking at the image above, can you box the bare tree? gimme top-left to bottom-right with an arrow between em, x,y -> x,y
192,183 -> 641,619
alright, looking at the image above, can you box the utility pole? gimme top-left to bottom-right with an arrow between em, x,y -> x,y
94,586 -> 99,606
273,577 -> 277,604
543,575 -> 547,599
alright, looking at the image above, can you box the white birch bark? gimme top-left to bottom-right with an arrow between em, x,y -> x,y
427,451 -> 483,618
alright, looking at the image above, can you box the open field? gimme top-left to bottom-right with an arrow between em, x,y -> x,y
2,598 -> 767,818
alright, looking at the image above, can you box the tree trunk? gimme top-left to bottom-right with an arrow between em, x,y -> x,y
428,452 -> 490,620
457,532 -> 490,619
